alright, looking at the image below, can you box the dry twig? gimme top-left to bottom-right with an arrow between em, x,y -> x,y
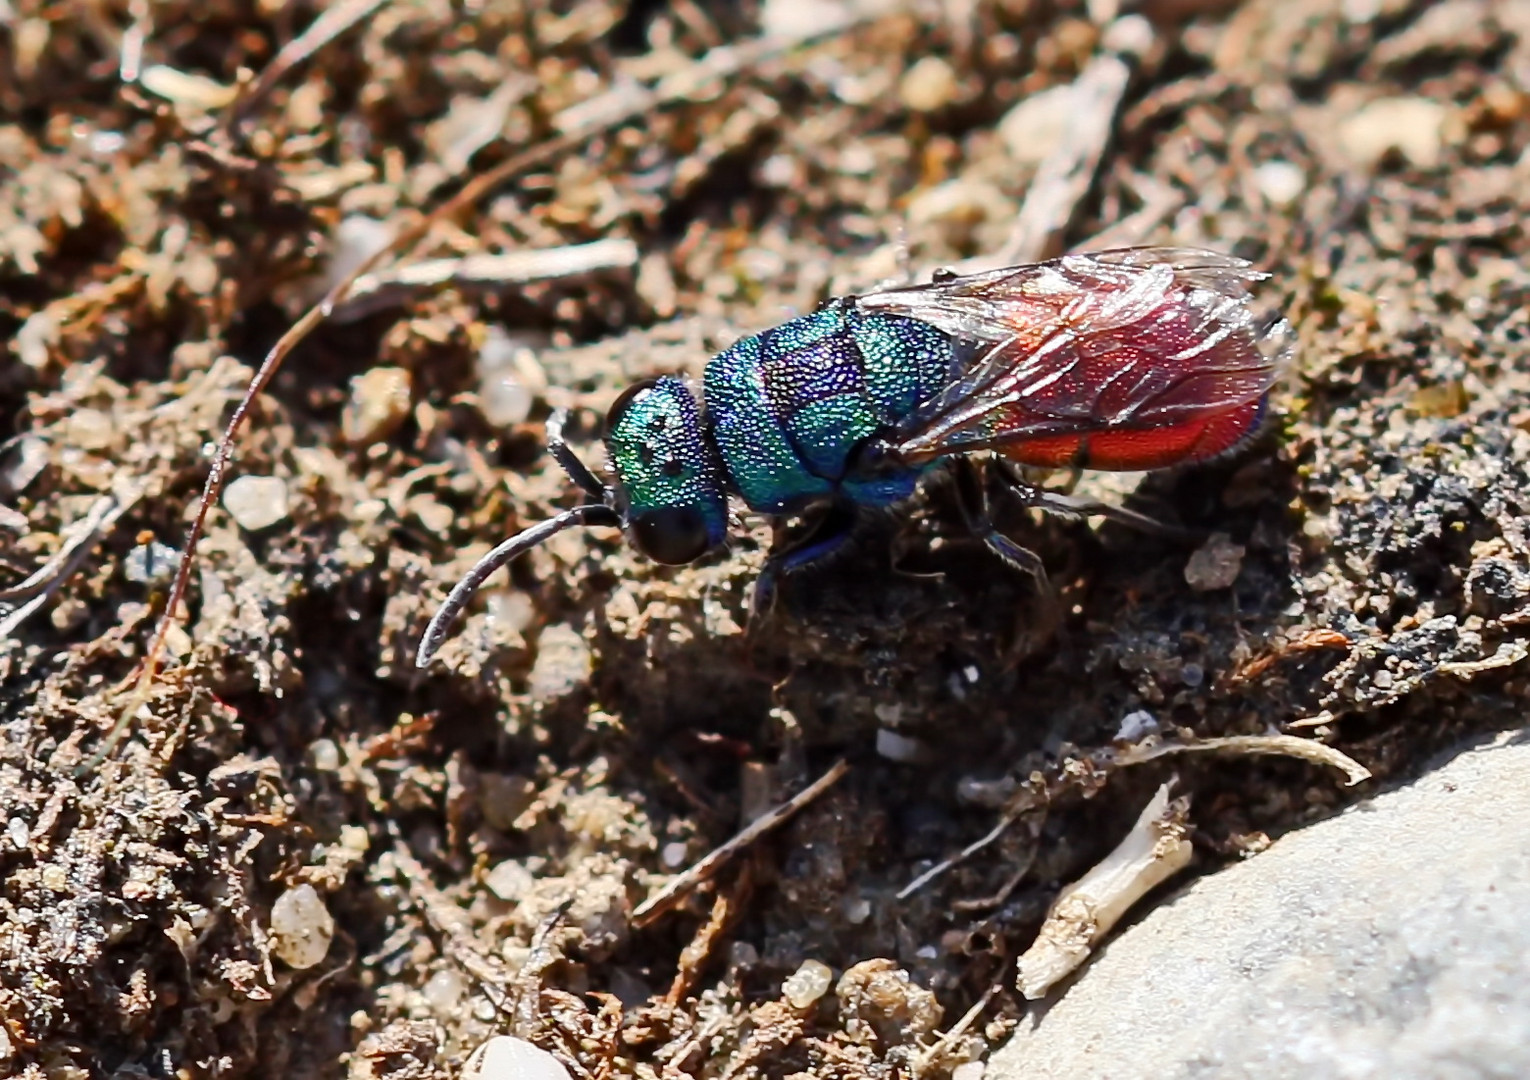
981,15 -> 1156,268
1016,780 -> 1193,999
1112,732 -> 1372,786
0,479 -> 146,644
633,759 -> 849,927
228,0 -> 392,128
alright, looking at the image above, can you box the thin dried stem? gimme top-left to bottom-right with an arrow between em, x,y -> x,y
633,759 -> 849,926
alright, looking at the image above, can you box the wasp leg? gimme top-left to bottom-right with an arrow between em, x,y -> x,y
992,460 -> 1199,541
952,458 -> 1052,592
749,501 -> 860,631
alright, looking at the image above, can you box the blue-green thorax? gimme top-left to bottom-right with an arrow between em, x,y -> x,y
702,303 -> 953,515
604,305 -> 955,565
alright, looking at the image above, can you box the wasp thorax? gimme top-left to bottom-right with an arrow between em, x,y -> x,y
604,376 -> 729,565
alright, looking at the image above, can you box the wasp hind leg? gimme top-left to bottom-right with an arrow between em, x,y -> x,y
992,460 -> 1200,541
954,457 -> 1061,658
953,458 -> 1053,595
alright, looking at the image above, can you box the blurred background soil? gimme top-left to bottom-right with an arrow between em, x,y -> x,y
4,0 -> 1530,1076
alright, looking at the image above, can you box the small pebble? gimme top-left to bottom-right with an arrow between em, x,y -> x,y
140,64 -> 237,110
1337,96 -> 1450,169
837,958 -> 944,1044
956,775 -> 1017,809
223,475 -> 290,532
422,968 -> 466,1015
1255,160 -> 1306,208
477,326 -> 548,428
952,1062 -> 986,1080
2,436 -> 49,492
528,624 -> 593,705
607,967 -> 653,1009
460,1035 -> 572,1080
485,859 -> 536,903
1116,709 -> 1159,742
761,0 -> 851,38
1183,532 -> 1245,592
325,215 -> 396,294
782,959 -> 834,1009
15,311 -> 59,370
661,841 -> 689,869
479,773 -> 536,832
998,84 -> 1074,166
342,366 -> 412,447
8,817 -> 29,849
307,738 -> 341,772
900,57 -> 959,113
124,541 -> 179,585
269,883 -> 334,969
729,941 -> 760,970
876,728 -> 930,764
485,590 -> 537,635
908,178 -> 1011,233
65,408 -> 114,452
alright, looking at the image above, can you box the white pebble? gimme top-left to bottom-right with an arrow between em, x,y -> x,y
952,1063 -> 986,1080
307,738 -> 341,771
1184,532 -> 1246,592
422,968 -> 466,1014
1115,709 -> 1160,743
223,475 -> 291,532
461,1036 -> 572,1080
908,178 -> 1011,230
843,895 -> 872,924
1255,160 -> 1306,208
485,859 -> 536,903
956,775 -> 1017,809
661,841 -> 690,869
782,959 -> 834,1009
875,728 -> 930,764
528,624 -> 593,704
325,215 -> 396,294
269,884 -> 334,969
3,436 -> 49,492
65,408 -> 114,451
761,0 -> 852,38
477,326 -> 548,427
485,590 -> 536,635
1337,96 -> 1450,169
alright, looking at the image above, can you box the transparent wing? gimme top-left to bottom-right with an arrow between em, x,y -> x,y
855,247 -> 1292,465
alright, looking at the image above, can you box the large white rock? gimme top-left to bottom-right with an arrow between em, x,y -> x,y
990,731 -> 1530,1080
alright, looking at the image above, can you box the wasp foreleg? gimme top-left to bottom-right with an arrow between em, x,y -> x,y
748,501 -> 861,633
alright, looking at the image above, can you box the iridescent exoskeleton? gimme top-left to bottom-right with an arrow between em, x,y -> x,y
417,247 -> 1292,666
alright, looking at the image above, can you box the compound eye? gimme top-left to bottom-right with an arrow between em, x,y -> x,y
606,378 -> 661,431
631,506 -> 711,565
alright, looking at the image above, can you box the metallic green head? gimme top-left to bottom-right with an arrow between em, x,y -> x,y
604,376 -> 730,565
